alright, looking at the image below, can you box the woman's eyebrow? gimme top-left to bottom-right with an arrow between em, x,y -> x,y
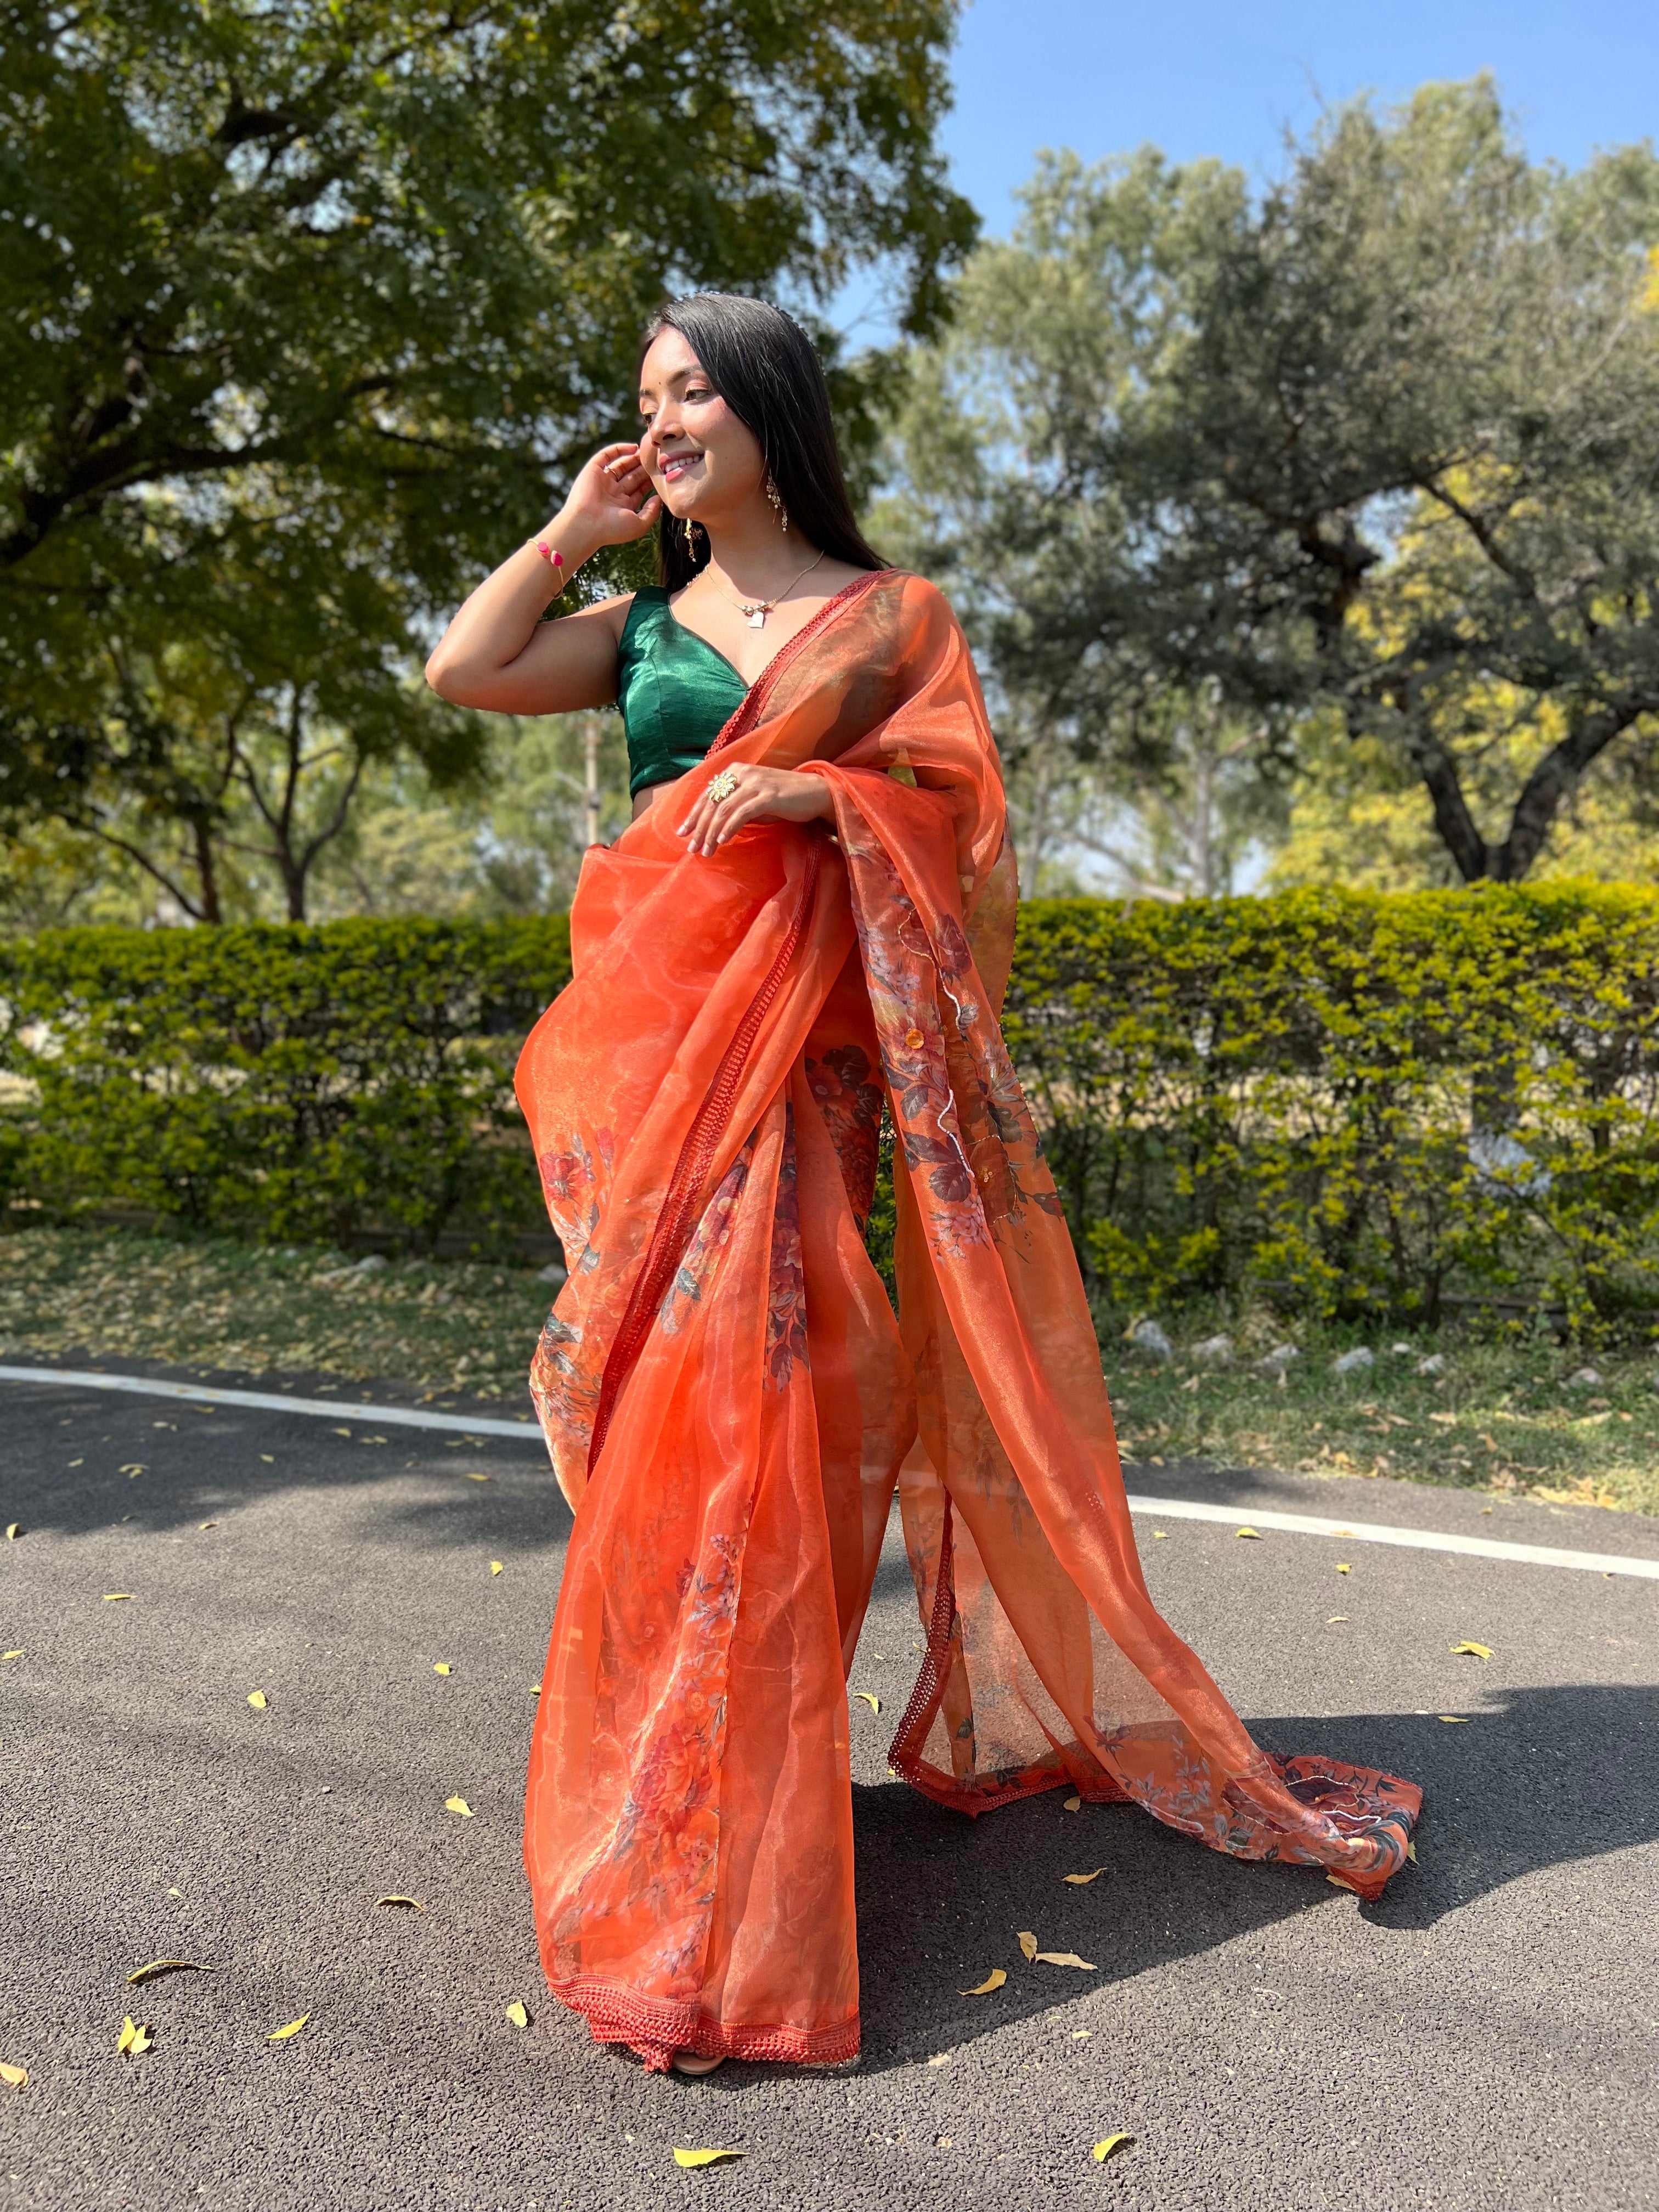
638,365 -> 706,403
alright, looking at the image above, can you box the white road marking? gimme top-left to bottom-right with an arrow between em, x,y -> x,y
5,1363 -> 1656,1579
1126,1493 -> 1659,1581
0,1364 -> 539,1441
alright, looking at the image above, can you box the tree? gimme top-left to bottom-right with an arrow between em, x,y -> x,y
884,80 -> 1659,885
0,0 -> 974,910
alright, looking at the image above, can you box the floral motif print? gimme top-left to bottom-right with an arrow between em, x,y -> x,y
803,1045 -> 883,1227
657,1144 -> 753,1339
764,1106 -> 809,1390
536,1127 -> 612,1275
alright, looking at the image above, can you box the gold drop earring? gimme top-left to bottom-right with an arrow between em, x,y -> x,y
765,472 -> 788,534
683,517 -> 698,554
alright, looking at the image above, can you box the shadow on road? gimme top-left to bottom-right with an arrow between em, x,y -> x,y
844,1683 -> 1658,2074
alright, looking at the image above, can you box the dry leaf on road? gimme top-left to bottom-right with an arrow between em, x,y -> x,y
490,1561 -> 504,1576
1062,1869 -> 1107,1885
505,2001 -> 530,2028
5,1525 -> 19,1541
1235,1527 -> 1262,1539
1325,1872 -> 1362,1894
116,2018 -> 153,2056
127,1960 -> 214,1986
1449,1641 -> 1493,1659
374,1896 -> 424,1911
247,1691 -> 268,1709
444,1795 -> 473,1817
1035,1951 -> 1096,1970
465,1472 -> 492,1483
1017,1931 -> 1038,1961
267,2016 -> 309,2042
855,1691 -> 880,1713
1093,2133 -> 1133,2163
0,2063 -> 26,2089
1438,1714 -> 1471,1724
673,2149 -> 741,2168
433,1663 -> 452,1676
1062,1795 -> 1081,1812
101,1594 -> 134,1603
959,1970 -> 1007,1995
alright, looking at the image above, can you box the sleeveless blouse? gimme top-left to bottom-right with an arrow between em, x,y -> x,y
617,586 -> 748,798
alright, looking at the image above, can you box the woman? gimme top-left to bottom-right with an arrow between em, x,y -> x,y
426,294 -> 1420,2079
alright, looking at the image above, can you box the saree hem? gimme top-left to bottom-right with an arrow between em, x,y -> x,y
553,1977 -> 860,2073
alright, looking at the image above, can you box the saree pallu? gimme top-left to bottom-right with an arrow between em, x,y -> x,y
515,571 -> 1421,2073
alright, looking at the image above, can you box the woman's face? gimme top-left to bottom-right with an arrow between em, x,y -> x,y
637,325 -> 767,528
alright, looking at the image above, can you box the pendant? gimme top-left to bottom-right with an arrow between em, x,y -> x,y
744,605 -> 768,629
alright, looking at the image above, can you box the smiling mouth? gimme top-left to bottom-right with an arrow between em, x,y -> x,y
659,452 -> 703,479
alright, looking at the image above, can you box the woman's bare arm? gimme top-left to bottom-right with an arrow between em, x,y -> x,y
424,443 -> 661,714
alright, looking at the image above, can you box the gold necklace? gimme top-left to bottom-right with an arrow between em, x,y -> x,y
704,547 -> 827,629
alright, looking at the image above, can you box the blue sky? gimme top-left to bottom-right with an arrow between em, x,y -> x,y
839,0 -> 1657,336
947,0 -> 1655,212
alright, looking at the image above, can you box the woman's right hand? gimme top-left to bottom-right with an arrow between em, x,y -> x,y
555,441 -> 662,549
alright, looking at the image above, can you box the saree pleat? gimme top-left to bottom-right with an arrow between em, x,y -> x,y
516,571 -> 1420,2072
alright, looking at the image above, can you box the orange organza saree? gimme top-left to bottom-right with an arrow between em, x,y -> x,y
515,570 -> 1421,2073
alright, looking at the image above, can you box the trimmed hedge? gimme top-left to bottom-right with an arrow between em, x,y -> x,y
0,918 -> 572,1253
1004,883 -> 1659,1333
2,884 -> 1657,1330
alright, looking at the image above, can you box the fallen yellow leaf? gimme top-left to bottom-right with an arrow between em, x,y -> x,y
4,1525 -> 19,1542
0,2062 -> 26,2089
2,1650 -> 21,1661
374,1895 -> 425,1911
198,1521 -> 218,1531
444,1795 -> 473,1817
465,1472 -> 492,1482
1325,1872 -> 1362,1894
528,1683 -> 542,1695
1327,1615 -> 1348,1623
1062,1795 -> 1081,1813
855,1691 -> 880,1713
1035,1951 -> 1096,1969
1152,1530 -> 1167,1539
673,2149 -> 741,2169
926,2052 -> 951,2068
267,2015 -> 309,2042
490,1560 -> 504,1576
127,1960 -> 215,1986
1335,1563 -> 1351,1573
1062,1869 -> 1107,1885
959,1969 -> 1007,1995
433,1663 -> 452,1675
1438,1714 -> 1470,1724
119,1464 -> 145,1475
1406,1842 -> 1418,1863
117,2017 -> 153,2055
1450,1641 -> 1493,1660
247,1690 -> 268,1709
261,1454 -> 275,1464
1093,2133 -> 1133,2163
505,2001 -> 530,2028
1017,1930 -> 1038,1961
330,1427 -> 352,1437
1235,1527 -> 1261,1539
102,1594 -> 135,1602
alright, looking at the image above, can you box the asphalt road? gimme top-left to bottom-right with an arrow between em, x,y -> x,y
3,1355 -> 1656,2212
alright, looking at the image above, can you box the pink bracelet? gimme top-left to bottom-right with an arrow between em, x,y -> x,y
533,540 -> 564,568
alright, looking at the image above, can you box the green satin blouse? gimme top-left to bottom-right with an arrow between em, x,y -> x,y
617,586 -> 749,798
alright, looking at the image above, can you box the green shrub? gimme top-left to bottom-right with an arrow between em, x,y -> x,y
0,917 -> 571,1252
3,884 -> 1657,1333
1005,883 -> 1659,1334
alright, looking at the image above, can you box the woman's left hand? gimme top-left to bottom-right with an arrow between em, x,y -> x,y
675,764 -> 834,855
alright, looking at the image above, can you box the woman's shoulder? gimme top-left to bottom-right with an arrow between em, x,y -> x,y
860,568 -> 966,635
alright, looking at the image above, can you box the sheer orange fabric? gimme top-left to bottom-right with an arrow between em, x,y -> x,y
515,571 -> 1421,2073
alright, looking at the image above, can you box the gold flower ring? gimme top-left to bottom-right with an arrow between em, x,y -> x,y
707,768 -> 740,803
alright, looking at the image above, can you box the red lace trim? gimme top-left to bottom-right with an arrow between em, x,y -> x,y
885,1495 -> 1131,1816
552,1976 -> 860,2073
587,836 -> 822,1472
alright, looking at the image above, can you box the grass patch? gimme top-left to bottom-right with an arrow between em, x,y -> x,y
1109,1323 -> 1659,1519
0,1225 -> 554,1400
3,1226 -> 1657,1516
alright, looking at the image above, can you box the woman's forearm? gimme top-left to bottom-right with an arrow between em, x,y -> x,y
424,510 -> 605,699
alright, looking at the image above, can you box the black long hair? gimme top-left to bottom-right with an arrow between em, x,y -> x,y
638,293 -> 888,591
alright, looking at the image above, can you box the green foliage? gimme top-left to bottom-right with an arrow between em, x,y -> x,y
884,80 -> 1659,886
5,885 -> 1658,1336
0,0 -> 974,913
0,918 -> 572,1250
1004,883 -> 1659,1336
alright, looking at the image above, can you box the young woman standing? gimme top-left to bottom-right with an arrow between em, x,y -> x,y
427,294 -> 1420,2079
